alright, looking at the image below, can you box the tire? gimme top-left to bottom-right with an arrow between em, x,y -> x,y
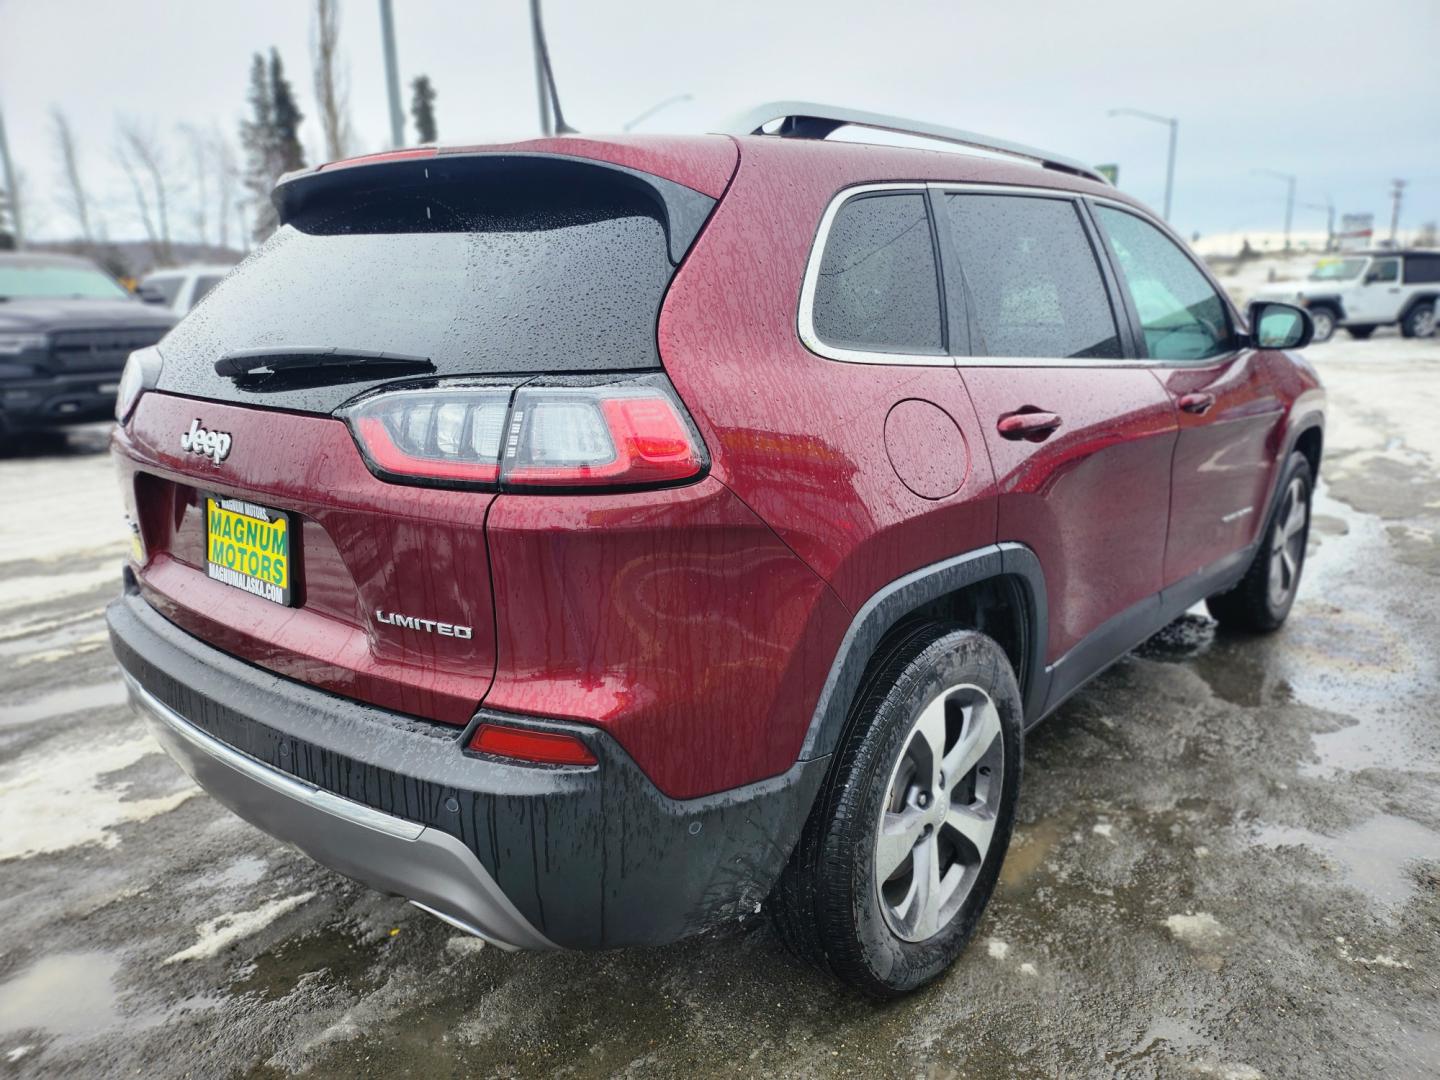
1307,307 -> 1337,343
1206,452 -> 1313,632
1400,302 -> 1437,339
770,624 -> 1023,997
1345,324 -> 1376,340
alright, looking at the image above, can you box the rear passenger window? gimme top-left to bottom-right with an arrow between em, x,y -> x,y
944,194 -> 1121,359
811,192 -> 943,354
1094,206 -> 1232,361
1404,255 -> 1440,285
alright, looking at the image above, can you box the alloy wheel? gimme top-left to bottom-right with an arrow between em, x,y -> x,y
1268,476 -> 1309,607
874,683 -> 1004,942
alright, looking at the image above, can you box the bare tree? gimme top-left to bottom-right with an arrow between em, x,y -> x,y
115,117 -> 174,264
179,123 -> 210,246
50,108 -> 97,245
312,0 -> 353,161
212,126 -> 239,251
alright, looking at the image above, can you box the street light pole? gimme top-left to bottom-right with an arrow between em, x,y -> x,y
1301,198 -> 1335,251
1253,169 -> 1297,251
1108,107 -> 1178,221
622,93 -> 693,133
378,0 -> 405,148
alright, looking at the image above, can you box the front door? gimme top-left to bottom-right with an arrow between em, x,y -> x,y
1090,204 -> 1286,587
1348,256 -> 1403,323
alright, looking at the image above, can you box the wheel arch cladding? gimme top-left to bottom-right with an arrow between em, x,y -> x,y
1294,425 -> 1323,481
799,543 -> 1049,765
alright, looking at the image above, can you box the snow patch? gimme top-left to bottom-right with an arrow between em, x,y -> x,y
1019,962 -> 1038,976
445,935 -> 488,956
1092,823 -> 1114,839
1163,912 -> 1227,946
986,938 -> 1010,960
164,891 -> 316,963
6,1046 -> 33,1063
0,730 -> 198,861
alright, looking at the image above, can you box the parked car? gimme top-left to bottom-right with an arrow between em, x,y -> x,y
107,103 -> 1324,996
0,252 -> 174,439
1255,249 -> 1440,341
138,264 -> 235,317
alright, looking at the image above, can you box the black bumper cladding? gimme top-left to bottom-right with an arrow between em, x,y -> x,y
107,590 -> 827,949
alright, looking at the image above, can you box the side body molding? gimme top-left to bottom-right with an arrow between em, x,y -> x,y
798,542 -> 1049,762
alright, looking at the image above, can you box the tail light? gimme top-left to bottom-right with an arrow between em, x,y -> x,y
340,374 -> 706,492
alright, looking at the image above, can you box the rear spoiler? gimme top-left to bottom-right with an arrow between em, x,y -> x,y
271,151 -> 717,266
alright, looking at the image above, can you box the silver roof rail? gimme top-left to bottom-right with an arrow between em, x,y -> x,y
724,101 -> 1109,186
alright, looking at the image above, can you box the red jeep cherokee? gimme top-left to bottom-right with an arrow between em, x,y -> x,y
108,104 -> 1324,996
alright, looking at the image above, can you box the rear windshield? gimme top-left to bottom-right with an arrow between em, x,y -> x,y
156,166 -> 676,413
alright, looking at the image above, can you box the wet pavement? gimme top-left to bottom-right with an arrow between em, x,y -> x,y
1,332 -> 1437,1079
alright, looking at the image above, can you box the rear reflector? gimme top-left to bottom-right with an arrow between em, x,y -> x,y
341,374 -> 705,492
468,722 -> 598,766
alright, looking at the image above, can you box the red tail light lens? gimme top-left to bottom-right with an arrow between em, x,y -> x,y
342,375 -> 706,492
468,722 -> 598,766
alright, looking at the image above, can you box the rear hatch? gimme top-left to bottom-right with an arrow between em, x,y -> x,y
122,143 -> 730,725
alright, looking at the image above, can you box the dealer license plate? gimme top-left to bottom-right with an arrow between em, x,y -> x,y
204,496 -> 293,606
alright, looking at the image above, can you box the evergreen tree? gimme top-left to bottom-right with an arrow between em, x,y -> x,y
239,49 -> 307,241
411,76 -> 437,144
270,50 -> 306,173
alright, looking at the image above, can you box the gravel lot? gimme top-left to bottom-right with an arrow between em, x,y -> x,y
1,330 -> 1438,1079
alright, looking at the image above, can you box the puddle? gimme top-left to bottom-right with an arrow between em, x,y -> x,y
231,923 -> 388,1002
1250,813 -> 1440,909
0,679 -> 128,727
999,817 -> 1064,890
0,952 -> 120,1039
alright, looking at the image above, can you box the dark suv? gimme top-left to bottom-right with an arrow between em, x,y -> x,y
108,104 -> 1324,995
0,252 -> 174,439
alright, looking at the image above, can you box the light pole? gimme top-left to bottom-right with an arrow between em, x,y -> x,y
378,0 -> 405,148
1253,169 -> 1297,251
622,93 -> 693,133
1301,197 -> 1335,251
1108,107 -> 1177,221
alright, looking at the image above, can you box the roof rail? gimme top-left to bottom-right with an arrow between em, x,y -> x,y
724,101 -> 1109,186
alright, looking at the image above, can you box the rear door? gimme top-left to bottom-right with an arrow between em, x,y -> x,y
1090,203 -> 1286,589
939,189 -> 1177,672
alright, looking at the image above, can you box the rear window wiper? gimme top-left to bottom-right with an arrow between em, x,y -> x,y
215,346 -> 435,384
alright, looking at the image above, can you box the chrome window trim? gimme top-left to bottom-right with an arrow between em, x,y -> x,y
798,180 -> 1170,369
797,182 -> 954,367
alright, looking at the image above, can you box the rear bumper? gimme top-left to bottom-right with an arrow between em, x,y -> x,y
123,667 -> 551,950
108,587 -> 828,949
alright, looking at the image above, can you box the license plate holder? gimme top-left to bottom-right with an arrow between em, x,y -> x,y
204,495 -> 294,606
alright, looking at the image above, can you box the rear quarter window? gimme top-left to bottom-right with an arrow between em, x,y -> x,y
810,192 -> 944,355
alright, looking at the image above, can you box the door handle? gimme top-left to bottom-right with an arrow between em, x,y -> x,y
1178,392 -> 1216,415
997,410 -> 1062,441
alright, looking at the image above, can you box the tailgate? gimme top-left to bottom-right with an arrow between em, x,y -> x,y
117,391 -> 496,725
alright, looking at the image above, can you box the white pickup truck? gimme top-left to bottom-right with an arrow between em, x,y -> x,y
1256,249 -> 1440,342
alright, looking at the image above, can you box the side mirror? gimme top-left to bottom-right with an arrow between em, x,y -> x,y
1248,301 -> 1313,350
137,286 -> 168,305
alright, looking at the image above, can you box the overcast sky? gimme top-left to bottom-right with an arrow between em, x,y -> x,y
2,0 -> 1437,247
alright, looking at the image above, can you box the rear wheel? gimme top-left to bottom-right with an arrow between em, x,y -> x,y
1207,452 -> 1312,632
1345,324 -> 1376,340
770,625 -> 1022,997
1307,306 -> 1337,343
1401,303 -> 1437,339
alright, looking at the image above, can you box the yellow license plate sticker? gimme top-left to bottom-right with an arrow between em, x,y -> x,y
205,496 -> 292,605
